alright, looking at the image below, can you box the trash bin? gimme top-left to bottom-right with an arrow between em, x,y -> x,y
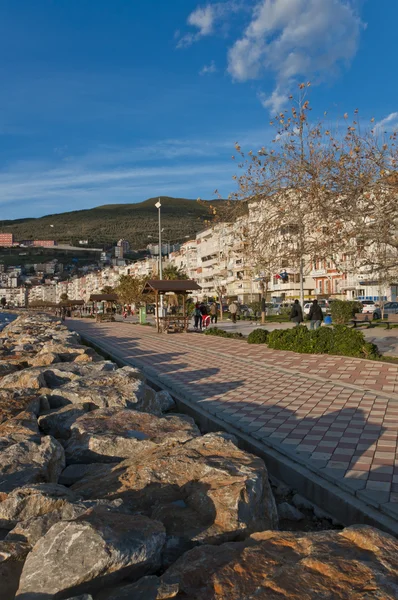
139,306 -> 147,324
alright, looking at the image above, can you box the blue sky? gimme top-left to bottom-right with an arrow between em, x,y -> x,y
0,0 -> 397,219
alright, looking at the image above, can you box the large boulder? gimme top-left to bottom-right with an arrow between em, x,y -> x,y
103,576 -> 179,600
0,410 -> 40,450
0,361 -> 20,378
39,404 -> 94,439
64,408 -> 200,464
46,369 -> 161,414
161,526 -> 398,600
0,368 -> 47,390
156,390 -> 176,413
0,390 -> 41,425
0,541 -> 30,600
0,436 -> 65,496
59,463 -> 112,486
30,343 -> 102,366
0,484 -> 80,529
72,433 -> 278,555
16,508 -> 166,599
1,484 -> 126,546
0,363 -> 114,392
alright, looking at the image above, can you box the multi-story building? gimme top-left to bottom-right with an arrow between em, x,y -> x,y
117,239 -> 130,255
0,233 -> 14,246
2,287 -> 27,307
29,284 -> 57,305
33,240 -> 56,247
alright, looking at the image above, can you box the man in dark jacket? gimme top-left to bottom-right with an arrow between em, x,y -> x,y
308,299 -> 323,330
290,299 -> 303,326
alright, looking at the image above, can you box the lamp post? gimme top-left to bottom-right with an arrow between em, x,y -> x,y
155,200 -> 164,315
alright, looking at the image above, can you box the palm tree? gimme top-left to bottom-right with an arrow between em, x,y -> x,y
162,265 -> 188,280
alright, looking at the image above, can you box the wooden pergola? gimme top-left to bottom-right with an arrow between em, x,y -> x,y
89,293 -> 119,322
142,280 -> 201,333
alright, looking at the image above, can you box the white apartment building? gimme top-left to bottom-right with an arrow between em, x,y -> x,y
28,284 -> 57,304
1,287 -> 27,307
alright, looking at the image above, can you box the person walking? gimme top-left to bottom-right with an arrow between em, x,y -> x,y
308,299 -> 324,330
229,301 -> 238,323
210,303 -> 218,324
290,299 -> 303,326
194,302 -> 202,330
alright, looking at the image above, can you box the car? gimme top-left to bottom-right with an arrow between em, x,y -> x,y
373,301 -> 398,319
361,300 -> 378,314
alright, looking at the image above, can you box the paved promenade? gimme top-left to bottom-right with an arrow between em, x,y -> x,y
68,319 -> 398,529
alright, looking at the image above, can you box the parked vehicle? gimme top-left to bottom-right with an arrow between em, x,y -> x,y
303,300 -> 331,315
373,301 -> 398,319
361,300 -> 378,315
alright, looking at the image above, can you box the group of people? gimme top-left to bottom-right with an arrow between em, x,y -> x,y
290,299 -> 324,329
193,302 -> 218,330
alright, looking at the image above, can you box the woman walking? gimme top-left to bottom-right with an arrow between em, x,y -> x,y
194,303 -> 202,330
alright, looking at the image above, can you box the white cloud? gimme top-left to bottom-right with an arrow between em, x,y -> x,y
373,112 -> 398,134
199,61 -> 218,76
177,1 -> 245,48
227,0 -> 363,112
258,87 -> 286,113
177,4 -> 216,48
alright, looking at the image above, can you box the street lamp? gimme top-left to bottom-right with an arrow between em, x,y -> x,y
155,200 -> 164,314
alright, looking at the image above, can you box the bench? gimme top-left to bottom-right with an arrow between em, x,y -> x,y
386,313 -> 398,329
351,313 -> 372,328
95,313 -> 115,323
158,316 -> 190,333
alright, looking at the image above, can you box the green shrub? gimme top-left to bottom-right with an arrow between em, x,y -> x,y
204,327 -> 244,339
267,325 -> 379,359
247,329 -> 269,344
330,300 -> 363,324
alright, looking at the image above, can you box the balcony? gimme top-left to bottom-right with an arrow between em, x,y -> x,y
310,269 -> 327,277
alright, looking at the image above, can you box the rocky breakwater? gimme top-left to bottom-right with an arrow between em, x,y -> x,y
0,314 -> 396,599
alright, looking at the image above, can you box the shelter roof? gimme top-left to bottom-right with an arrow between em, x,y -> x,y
142,280 -> 201,294
89,294 -> 118,302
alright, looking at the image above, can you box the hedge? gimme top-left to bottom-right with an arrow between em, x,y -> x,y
330,300 -> 363,324
203,327 -> 244,339
247,329 -> 269,344
267,325 -> 379,359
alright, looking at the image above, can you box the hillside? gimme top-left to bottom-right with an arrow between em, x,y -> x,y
0,197 -> 220,249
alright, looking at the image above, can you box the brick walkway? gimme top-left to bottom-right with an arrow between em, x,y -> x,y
68,319 -> 398,524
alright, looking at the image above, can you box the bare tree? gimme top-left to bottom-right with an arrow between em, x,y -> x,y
228,85 -> 398,307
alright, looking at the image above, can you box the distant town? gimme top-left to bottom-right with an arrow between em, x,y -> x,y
0,203 -> 394,308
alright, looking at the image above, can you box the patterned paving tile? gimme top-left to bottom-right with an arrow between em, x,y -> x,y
68,319 -> 398,516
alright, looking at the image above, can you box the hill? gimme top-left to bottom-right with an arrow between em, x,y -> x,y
0,197 -> 220,249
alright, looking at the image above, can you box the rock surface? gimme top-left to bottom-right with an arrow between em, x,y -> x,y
39,403 -> 94,439
156,390 -> 176,413
16,508 -> 166,599
0,540 -> 30,600
0,390 -> 41,425
47,371 -> 161,413
0,436 -> 65,495
278,502 -> 305,521
161,526 -> 398,599
104,576 -> 179,600
59,463 -> 112,486
0,483 -> 79,529
64,408 -> 200,463
72,432 -> 278,549
0,410 -> 40,449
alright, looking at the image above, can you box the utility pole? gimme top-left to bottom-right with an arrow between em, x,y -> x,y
155,200 -> 163,315
299,257 -> 305,308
